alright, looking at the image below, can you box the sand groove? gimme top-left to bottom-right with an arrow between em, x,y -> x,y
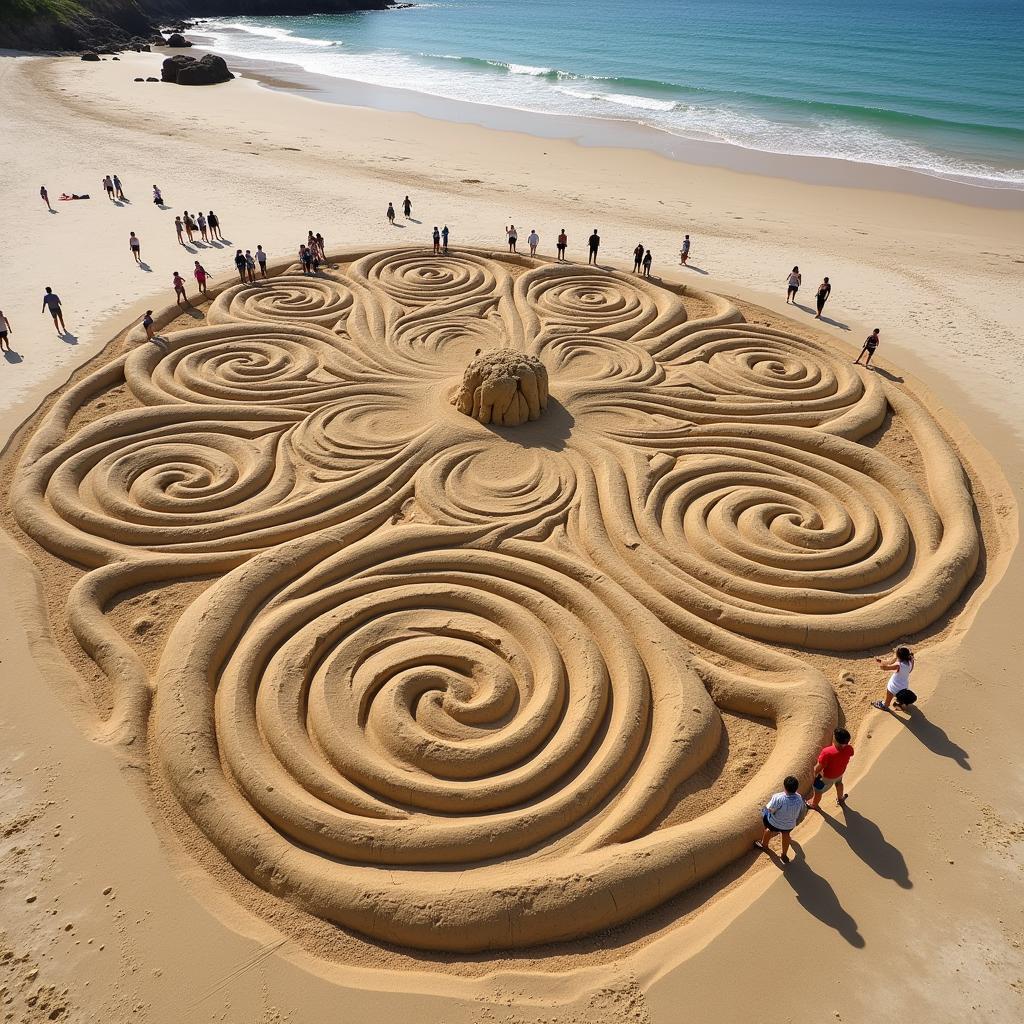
5,248 -> 983,951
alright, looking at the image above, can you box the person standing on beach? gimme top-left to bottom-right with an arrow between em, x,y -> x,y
786,266 -> 802,303
754,776 -> 804,864
315,232 -> 325,259
172,271 -> 189,307
642,248 -> 653,278
208,210 -> 222,241
103,175 -> 115,201
0,309 -> 13,351
129,231 -> 142,264
403,195 -> 412,218
41,287 -> 66,334
152,185 -> 163,207
40,185 -> 51,211
183,212 -> 196,244
256,244 -> 267,277
194,260 -> 209,295
815,276 -> 832,318
506,224 -> 518,253
441,225 -> 450,254
872,645 -> 915,711
633,242 -> 644,273
432,226 -> 441,255
113,174 -> 125,201
245,250 -> 257,283
680,234 -> 691,265
174,216 -> 185,246
387,202 -> 396,225
141,309 -> 155,342
528,229 -> 540,256
197,211 -> 208,243
234,249 -> 247,283
556,228 -> 567,261
854,328 -> 881,367
587,228 -> 601,265
805,728 -> 853,811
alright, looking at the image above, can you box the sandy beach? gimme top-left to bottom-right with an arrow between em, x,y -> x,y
1,50 -> 1022,1023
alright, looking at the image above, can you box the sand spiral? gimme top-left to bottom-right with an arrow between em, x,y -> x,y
207,274 -> 356,330
349,250 -> 506,309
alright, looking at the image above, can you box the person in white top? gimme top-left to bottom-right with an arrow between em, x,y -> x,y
786,265 -> 802,303
754,775 -> 804,864
872,645 -> 915,711
527,229 -> 540,256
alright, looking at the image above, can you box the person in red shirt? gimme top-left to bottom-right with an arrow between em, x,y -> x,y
805,727 -> 854,810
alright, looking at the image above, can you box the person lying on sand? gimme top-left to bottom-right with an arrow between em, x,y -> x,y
59,193 -> 90,201
754,775 -> 804,864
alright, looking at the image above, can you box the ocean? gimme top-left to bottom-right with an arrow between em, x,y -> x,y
197,0 -> 1024,188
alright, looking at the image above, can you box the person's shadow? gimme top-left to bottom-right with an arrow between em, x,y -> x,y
821,806 -> 911,888
138,262 -> 152,272
407,217 -> 422,224
47,208 -> 58,215
817,313 -> 850,330
60,332 -> 78,345
902,709 -> 970,769
870,365 -> 905,384
156,202 -> 169,211
182,243 -> 197,254
3,348 -> 23,363
779,843 -> 865,947
683,263 -> 709,275
793,301 -> 815,315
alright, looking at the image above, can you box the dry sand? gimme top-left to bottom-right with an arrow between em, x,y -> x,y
0,51 -> 1022,1023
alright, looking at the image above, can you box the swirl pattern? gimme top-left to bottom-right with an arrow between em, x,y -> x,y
6,247 -> 986,952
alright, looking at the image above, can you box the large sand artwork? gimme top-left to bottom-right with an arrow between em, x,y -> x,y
2,249 -> 984,953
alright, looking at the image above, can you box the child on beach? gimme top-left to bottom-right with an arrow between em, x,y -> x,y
854,329 -> 881,367
680,234 -> 691,264
755,776 -> 804,864
805,728 -> 854,810
41,287 -> 66,333
129,231 -> 142,264
506,225 -> 518,252
642,248 -> 653,278
815,276 -> 832,318
786,266 -> 802,303
872,646 -> 916,711
528,229 -> 540,256
557,228 -> 567,261
0,309 -> 13,351
194,261 -> 208,295
387,202 -> 396,225
141,310 -> 155,341
256,245 -> 267,277
172,272 -> 189,306
633,242 -> 644,273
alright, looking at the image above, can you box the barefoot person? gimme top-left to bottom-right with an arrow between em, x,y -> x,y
193,260 -> 208,295
41,287 -> 66,333
0,309 -> 12,351
588,228 -> 601,265
403,195 -> 412,218
556,228 -> 567,261
152,184 -> 163,206
113,174 -> 125,200
786,266 -> 802,303
633,242 -> 644,273
872,645 -> 915,711
40,185 -> 51,211
642,248 -> 653,278
129,231 -> 142,264
680,233 -> 691,264
103,175 -> 115,201
528,229 -> 540,256
197,211 -> 208,242
207,210 -> 222,241
233,249 -> 246,283
815,276 -> 832,318
854,328 -> 881,367
245,250 -> 257,283
754,776 -> 804,864
174,216 -> 185,245
441,225 -> 449,254
172,271 -> 189,307
432,226 -> 441,255
506,224 -> 518,253
256,244 -> 267,278
387,202 -> 396,225
141,309 -> 155,341
806,728 -> 854,810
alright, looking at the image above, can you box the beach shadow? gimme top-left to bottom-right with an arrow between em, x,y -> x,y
821,806 -> 911,888
817,313 -> 850,330
391,223 -> 406,229
112,200 -> 126,208
47,209 -> 58,215
156,203 -> 169,211
219,238 -> 233,245
138,262 -> 152,273
407,217 -> 422,224
3,349 -> 23,363
490,397 -> 574,453
793,301 -> 816,315
780,844 -> 865,947
681,263 -> 709,275
181,243 -> 197,254
901,708 -> 971,769
60,332 -> 78,345
870,366 -> 905,384
178,306 -> 205,320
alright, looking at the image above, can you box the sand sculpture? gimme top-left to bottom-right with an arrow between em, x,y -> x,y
4,248 -> 982,952
453,348 -> 549,426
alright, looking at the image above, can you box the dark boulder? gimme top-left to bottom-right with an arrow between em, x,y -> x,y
81,52 -> 100,61
176,53 -> 234,86
146,76 -> 159,82
161,53 -> 194,82
134,76 -> 144,81
165,32 -> 192,48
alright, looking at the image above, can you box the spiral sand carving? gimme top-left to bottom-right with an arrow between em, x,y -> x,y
6,249 -> 983,951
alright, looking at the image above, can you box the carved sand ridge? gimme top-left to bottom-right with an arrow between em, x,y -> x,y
5,248 -> 983,952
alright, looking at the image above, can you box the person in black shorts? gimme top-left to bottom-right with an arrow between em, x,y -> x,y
855,328 -> 881,367
815,276 -> 832,318
588,228 -> 601,265
786,266 -> 802,303
387,202 -> 396,225
0,308 -> 13,350
403,195 -> 412,218
41,287 -> 66,333
234,249 -> 247,283
556,228 -> 567,261
633,242 -> 644,273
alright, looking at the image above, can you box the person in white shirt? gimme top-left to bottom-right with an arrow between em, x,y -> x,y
256,245 -> 267,278
872,645 -> 915,711
754,775 -> 804,863
528,229 -> 540,256
0,309 -> 13,351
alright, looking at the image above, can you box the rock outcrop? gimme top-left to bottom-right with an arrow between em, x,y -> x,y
161,52 -> 233,84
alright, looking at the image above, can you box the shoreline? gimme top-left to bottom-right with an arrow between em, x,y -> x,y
188,40 -> 1024,211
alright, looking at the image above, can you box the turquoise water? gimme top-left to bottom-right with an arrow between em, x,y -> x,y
200,0 -> 1024,187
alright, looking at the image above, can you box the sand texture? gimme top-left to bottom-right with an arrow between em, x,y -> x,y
1,247 -> 990,955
